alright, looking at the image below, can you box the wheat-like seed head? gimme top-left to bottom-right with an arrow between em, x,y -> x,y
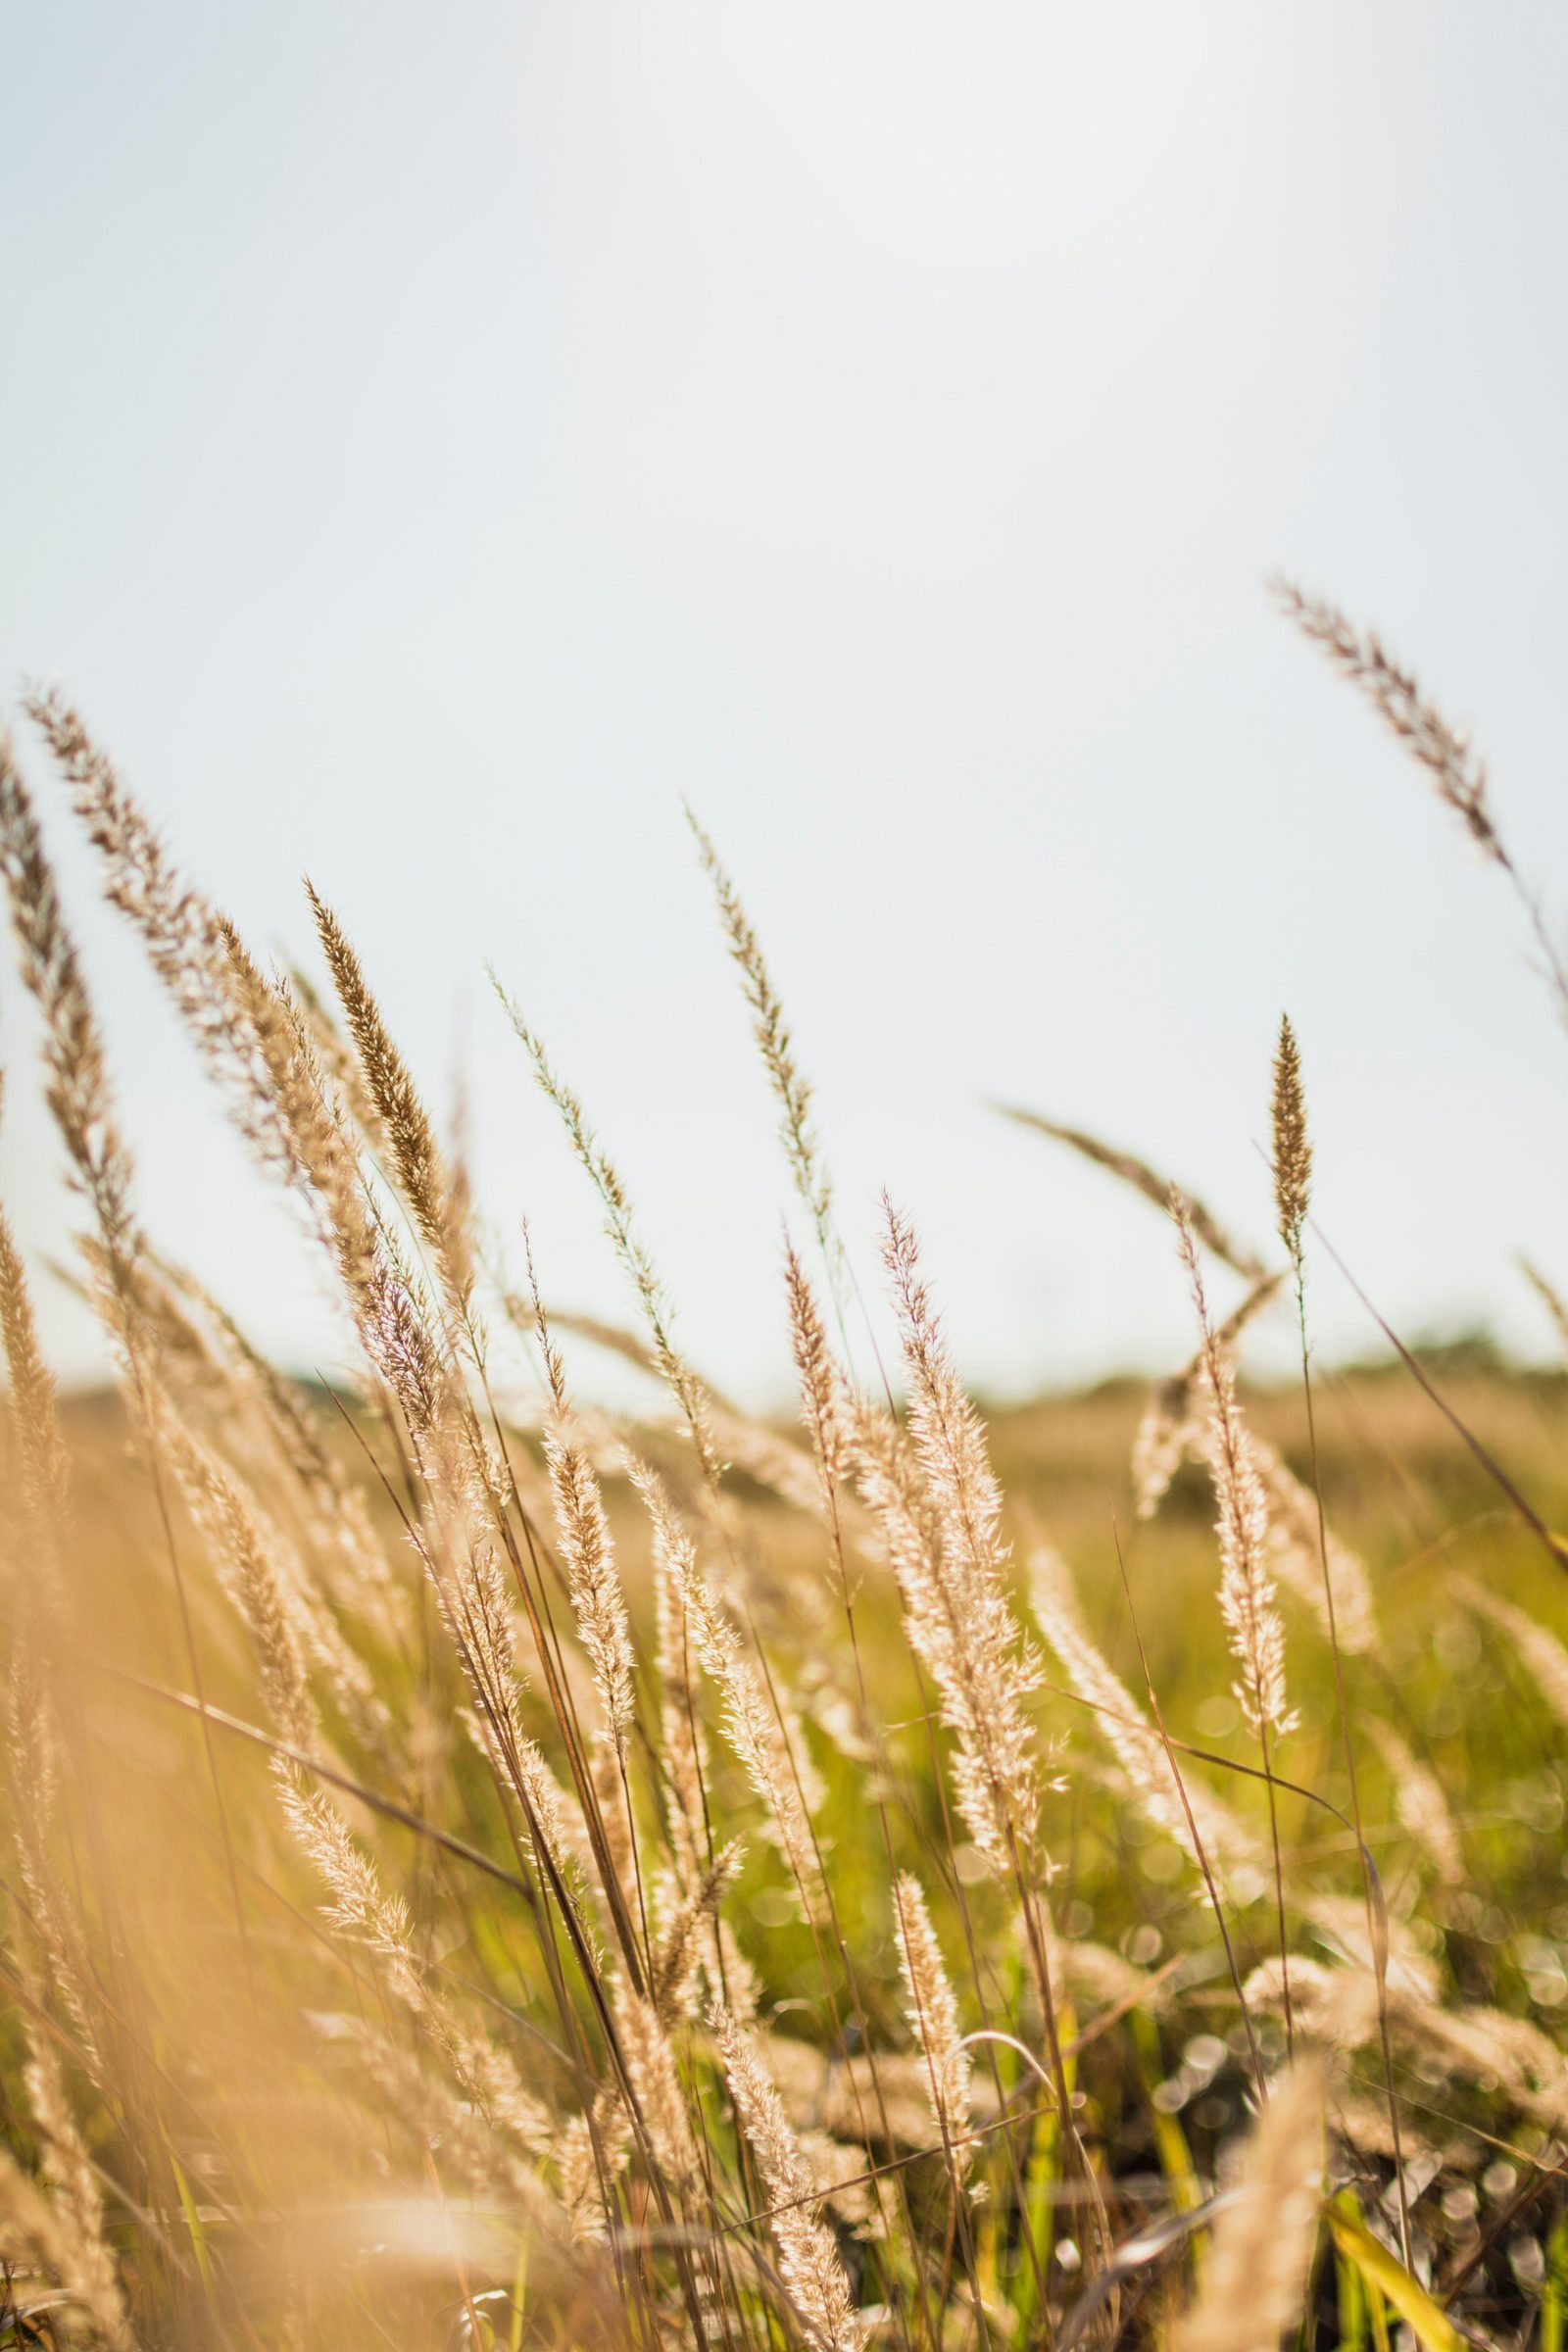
874,1197 -> 1046,1874
307,880 -> 474,1311
1271,1013 -> 1311,1270
527,1246 -> 637,1763
1273,580 -> 1496,852
650,1840 -> 741,2027
784,1239 -> 848,1507
1176,1199 -> 1296,1740
0,731 -> 138,1291
891,1873 -> 971,2173
712,2004 -> 865,2352
17,700 -> 465,1424
687,810 -> 835,1254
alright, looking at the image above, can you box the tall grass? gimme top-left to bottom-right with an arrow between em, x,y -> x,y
1,598 -> 1567,2349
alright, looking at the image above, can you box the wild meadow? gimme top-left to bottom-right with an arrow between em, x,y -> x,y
2,587 -> 1568,2349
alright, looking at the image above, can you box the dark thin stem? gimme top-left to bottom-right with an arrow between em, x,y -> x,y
1312,1219 -> 1568,1576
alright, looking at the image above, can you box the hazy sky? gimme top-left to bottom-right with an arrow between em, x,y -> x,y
7,5 -> 1568,1405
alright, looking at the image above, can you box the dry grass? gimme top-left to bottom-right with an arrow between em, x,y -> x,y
2,605 -> 1568,2350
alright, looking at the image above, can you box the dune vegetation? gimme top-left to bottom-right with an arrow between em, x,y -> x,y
2,589 -> 1567,2348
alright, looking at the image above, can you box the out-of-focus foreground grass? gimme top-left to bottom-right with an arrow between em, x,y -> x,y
13,1344 -> 1568,2349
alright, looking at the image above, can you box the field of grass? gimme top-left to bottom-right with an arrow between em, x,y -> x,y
5,601 -> 1568,2351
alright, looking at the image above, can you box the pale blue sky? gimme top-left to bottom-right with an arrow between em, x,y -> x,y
6,5 -> 1568,1402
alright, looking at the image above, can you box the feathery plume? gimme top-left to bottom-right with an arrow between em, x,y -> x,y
1252,1437 -> 1378,1657
495,989 -> 723,1487
1270,1015 -> 1311,1270
1248,1954 -> 1568,2132
515,1298 -> 824,1516
306,880 -> 473,1310
633,1461 -> 819,1896
1452,1571 -> 1568,1726
19,699 -> 457,1415
1366,1719 -> 1463,1886
338,2018 -> 564,2230
148,1253 -> 409,1630
0,732 -> 137,1285
1180,1192 -> 1298,2052
784,1240 -> 847,1510
286,958 -> 388,1152
1178,1202 -> 1295,1740
283,1771 -> 553,2151
870,1198 -> 1044,1873
1520,1256 -> 1568,1360
2,1698 -> 122,2332
0,1242 -> 68,1537
712,2005 -> 865,2352
5,1678 -> 105,2083
617,1990 -> 701,2189
552,2107 -> 625,2243
1029,1546 -> 1246,1869
687,812 -> 835,1257
158,1392 -> 391,1752
24,694 -> 339,1238
528,1252 -> 636,1764
891,1875 -> 971,2175
1273,582 -> 1496,856
161,1411 -> 318,1749
0,2139 -> 132,2349
1274,581 -> 1568,1029
1167,2061 -> 1325,2352
21,2021 -> 130,2348
653,1503 -> 711,1900
1130,1272 -> 1283,1523
650,1842 -> 742,2027
588,1732 -> 636,1906
1129,1378 -> 1201,1527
